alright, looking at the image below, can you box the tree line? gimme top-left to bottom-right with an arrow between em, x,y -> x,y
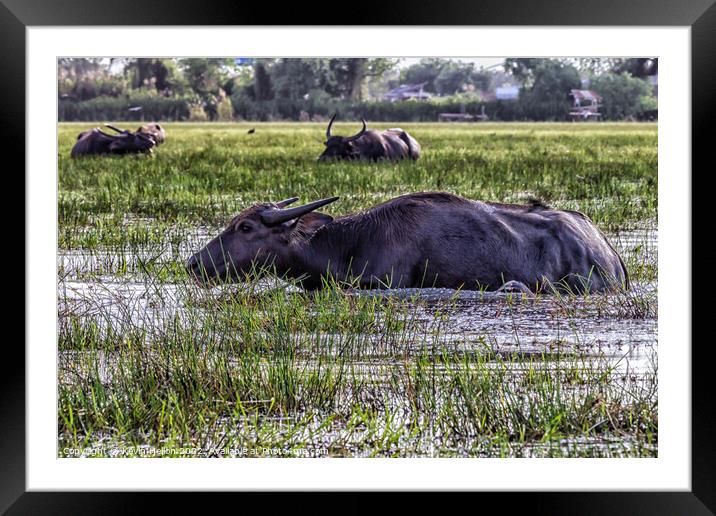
58,58 -> 657,122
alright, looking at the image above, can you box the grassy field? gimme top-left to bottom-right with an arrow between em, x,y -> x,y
57,122 -> 658,458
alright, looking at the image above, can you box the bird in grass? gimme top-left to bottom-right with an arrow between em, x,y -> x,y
247,128 -> 255,134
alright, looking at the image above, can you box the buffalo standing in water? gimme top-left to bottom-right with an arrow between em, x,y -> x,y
187,192 -> 628,294
70,124 -> 156,158
318,114 -> 421,161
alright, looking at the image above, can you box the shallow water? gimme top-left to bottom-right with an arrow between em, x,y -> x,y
57,223 -> 658,457
58,225 -> 657,359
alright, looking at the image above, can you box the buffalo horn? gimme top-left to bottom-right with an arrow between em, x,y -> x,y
344,118 -> 367,142
325,113 -> 337,138
261,197 -> 339,226
104,124 -> 128,134
275,197 -> 299,208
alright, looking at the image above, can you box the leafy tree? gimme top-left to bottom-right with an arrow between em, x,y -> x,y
160,60 -> 191,96
252,59 -> 274,101
519,58 -> 657,79
471,70 -> 492,92
400,59 -> 492,95
590,73 -> 654,120
504,58 -> 544,86
121,58 -> 190,96
564,58 -> 617,75
222,65 -> 253,97
400,58 -> 447,92
180,58 -> 236,97
515,59 -> 581,120
269,59 -> 335,100
240,58 -> 397,103
130,59 -> 166,90
435,62 -> 476,95
328,58 -> 397,101
58,58 -> 126,101
178,58 -> 238,120
610,58 -> 658,78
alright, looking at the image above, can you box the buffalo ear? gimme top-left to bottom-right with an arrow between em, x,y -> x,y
294,211 -> 334,235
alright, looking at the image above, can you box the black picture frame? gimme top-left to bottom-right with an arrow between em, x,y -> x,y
5,0 -> 714,513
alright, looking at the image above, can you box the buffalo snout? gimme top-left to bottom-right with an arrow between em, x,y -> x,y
186,253 -> 213,286
186,253 -> 199,273
186,253 -> 201,276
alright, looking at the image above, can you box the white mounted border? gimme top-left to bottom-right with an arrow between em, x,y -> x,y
27,26 -> 690,491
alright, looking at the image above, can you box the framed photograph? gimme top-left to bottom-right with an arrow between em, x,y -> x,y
7,0 -> 714,512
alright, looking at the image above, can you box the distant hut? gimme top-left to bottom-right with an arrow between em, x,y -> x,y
569,89 -> 603,122
384,82 -> 432,102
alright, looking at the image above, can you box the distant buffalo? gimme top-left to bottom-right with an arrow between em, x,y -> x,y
70,124 -> 156,158
136,123 -> 166,145
318,114 -> 421,161
187,192 -> 628,294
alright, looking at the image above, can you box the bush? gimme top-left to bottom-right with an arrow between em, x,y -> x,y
187,104 -> 208,122
58,91 -> 193,121
230,91 -> 519,122
591,73 -> 656,121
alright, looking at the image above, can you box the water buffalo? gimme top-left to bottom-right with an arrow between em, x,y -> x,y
70,124 -> 156,158
136,123 -> 166,145
186,192 -> 628,294
318,114 -> 421,161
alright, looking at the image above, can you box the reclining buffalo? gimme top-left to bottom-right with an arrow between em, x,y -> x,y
318,114 -> 421,162
187,192 -> 628,294
70,123 -> 163,158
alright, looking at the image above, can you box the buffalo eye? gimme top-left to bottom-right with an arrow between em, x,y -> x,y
238,223 -> 252,233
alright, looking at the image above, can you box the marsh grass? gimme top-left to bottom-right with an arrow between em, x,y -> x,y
57,122 -> 658,457
58,274 -> 657,458
59,122 -> 656,230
